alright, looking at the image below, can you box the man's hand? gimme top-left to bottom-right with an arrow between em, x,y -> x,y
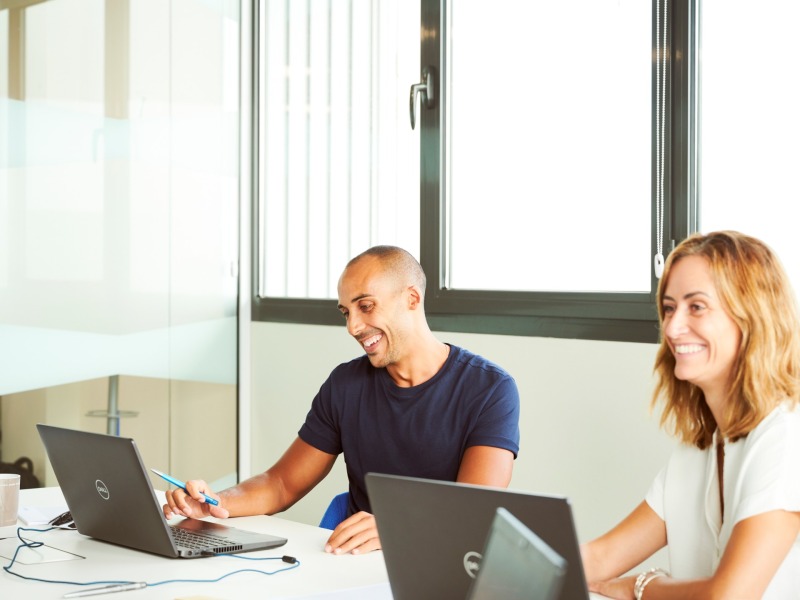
324,511 -> 381,555
162,479 -> 230,520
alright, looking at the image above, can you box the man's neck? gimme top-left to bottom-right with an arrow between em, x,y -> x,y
386,338 -> 450,388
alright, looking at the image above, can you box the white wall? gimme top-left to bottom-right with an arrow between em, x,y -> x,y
250,321 -> 675,550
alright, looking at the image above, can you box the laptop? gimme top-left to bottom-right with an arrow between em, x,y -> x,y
365,473 -> 590,600
37,424 -> 287,558
467,507 -> 567,600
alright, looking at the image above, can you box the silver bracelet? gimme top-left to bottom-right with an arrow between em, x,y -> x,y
634,567 -> 669,600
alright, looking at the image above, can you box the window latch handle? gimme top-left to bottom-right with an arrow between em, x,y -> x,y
409,66 -> 435,130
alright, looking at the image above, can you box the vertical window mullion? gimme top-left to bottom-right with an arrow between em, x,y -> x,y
664,0 -> 698,250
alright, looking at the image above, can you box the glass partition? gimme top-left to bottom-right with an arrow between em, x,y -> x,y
0,0 -> 239,490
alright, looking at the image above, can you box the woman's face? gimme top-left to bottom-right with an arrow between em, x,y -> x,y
661,255 -> 742,402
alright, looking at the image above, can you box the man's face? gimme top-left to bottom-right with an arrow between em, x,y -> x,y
337,257 -> 412,368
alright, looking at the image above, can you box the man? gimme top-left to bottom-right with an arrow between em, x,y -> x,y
163,246 -> 520,555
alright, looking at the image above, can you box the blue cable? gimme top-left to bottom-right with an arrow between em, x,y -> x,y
3,526 -> 300,589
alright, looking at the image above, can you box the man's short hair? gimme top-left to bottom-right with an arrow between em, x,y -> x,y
348,246 -> 427,297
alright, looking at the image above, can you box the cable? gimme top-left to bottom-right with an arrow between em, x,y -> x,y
3,526 -> 300,590
146,559 -> 300,588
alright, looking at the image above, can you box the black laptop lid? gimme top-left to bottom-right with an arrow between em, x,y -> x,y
38,423 -> 181,557
365,473 -> 590,600
36,424 -> 287,558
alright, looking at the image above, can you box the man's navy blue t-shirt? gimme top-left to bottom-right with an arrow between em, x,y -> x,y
298,344 -> 520,517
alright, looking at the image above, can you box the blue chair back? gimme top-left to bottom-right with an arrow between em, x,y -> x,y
319,492 -> 350,529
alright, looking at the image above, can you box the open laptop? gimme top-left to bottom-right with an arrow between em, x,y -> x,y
37,424 -> 287,558
365,473 -> 590,600
467,507 -> 567,600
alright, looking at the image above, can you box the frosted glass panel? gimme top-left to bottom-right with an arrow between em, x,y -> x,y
0,0 -> 239,484
446,0 -> 651,293
0,11 -> 7,99
699,1 -> 800,292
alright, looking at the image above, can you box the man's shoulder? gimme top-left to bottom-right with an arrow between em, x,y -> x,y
447,345 -> 515,381
328,354 -> 375,380
315,356 -> 378,402
443,346 -> 520,416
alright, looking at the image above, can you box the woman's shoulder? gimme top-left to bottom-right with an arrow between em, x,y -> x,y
755,401 -> 800,430
744,401 -> 800,450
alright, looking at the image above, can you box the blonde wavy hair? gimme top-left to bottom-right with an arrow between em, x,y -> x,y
652,231 -> 800,449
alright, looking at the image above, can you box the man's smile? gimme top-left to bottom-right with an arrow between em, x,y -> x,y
360,333 -> 383,351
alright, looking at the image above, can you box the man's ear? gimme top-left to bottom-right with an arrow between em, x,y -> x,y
406,285 -> 423,310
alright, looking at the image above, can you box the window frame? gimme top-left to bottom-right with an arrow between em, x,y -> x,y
251,0 -> 699,344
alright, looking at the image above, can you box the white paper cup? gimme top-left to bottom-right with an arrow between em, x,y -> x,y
0,473 -> 21,526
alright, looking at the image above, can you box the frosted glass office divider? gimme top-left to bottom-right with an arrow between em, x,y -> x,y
0,319 -> 236,398
0,0 -> 239,490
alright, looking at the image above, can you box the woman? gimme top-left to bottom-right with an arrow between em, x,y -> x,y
582,231 -> 800,599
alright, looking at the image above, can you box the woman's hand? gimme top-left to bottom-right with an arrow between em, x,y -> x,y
589,575 -> 636,600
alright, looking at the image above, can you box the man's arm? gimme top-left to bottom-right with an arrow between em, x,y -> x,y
457,445 -> 515,487
162,437 -> 337,519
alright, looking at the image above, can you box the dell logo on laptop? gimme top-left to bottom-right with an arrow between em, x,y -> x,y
96,479 -> 110,500
463,551 -> 482,578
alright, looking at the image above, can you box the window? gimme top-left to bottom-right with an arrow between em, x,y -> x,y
255,0 -> 420,302
698,0 -> 800,291
253,0 -> 732,343
444,1 -> 651,294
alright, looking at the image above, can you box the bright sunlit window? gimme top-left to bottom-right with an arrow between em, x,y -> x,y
256,0 -> 420,299
445,0 -> 652,293
699,0 -> 800,292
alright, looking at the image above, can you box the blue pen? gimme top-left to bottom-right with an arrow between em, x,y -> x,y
151,468 -> 219,506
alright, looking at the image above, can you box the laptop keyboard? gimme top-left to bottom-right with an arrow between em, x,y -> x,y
170,526 -> 237,550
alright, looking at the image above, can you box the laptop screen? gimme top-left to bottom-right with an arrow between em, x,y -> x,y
36,424 -> 286,558
467,507 -> 567,600
365,473 -> 590,600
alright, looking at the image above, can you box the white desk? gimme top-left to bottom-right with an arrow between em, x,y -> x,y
1,487 -> 391,599
3,488 -> 608,600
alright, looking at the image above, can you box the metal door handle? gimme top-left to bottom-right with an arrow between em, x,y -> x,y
409,66 -> 435,130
